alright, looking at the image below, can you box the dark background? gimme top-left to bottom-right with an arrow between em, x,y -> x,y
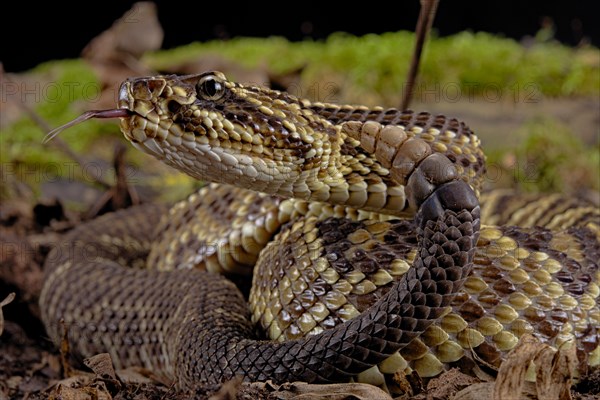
1,0 -> 598,72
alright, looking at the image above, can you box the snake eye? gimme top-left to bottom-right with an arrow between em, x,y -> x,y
196,75 -> 225,101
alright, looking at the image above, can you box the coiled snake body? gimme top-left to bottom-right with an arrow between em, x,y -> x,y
40,72 -> 599,390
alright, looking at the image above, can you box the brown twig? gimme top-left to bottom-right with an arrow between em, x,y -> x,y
400,0 -> 440,110
59,319 -> 73,378
1,66 -> 111,189
85,143 -> 140,219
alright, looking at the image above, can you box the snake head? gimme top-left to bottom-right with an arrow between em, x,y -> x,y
117,71 -> 337,198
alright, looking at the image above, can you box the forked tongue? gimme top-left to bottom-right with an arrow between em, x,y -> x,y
42,109 -> 131,144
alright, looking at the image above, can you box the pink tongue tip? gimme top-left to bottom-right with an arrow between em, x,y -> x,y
42,109 -> 131,144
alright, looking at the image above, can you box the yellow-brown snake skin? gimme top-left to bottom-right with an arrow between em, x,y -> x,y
40,72 -> 599,391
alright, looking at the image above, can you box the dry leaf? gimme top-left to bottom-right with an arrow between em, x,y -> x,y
533,342 -> 577,400
493,334 -> 577,400
262,381 -> 392,400
452,382 -> 494,400
426,368 -> 479,400
84,353 -> 118,381
82,2 -> 163,63
50,381 -> 112,400
115,367 -> 162,385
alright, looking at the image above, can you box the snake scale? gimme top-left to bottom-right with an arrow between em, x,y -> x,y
40,71 -> 599,392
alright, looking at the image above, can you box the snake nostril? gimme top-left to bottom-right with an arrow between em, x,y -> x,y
167,101 -> 182,114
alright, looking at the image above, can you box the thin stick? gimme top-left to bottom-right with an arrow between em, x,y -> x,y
400,0 -> 440,110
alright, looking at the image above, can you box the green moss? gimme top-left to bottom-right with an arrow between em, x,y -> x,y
1,60 -> 117,164
485,117 -> 599,194
148,31 -> 599,99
